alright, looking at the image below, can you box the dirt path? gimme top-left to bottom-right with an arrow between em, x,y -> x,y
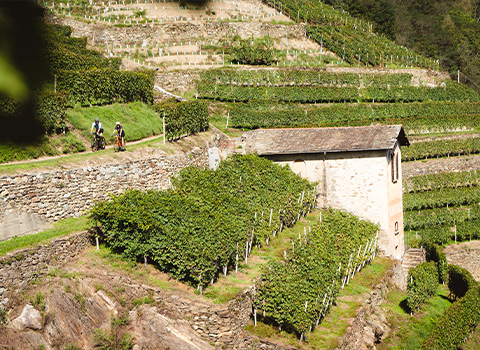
0,130 -> 215,175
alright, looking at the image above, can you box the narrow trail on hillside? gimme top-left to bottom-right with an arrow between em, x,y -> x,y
0,133 -> 167,168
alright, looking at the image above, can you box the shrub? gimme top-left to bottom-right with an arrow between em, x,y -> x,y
153,99 -> 209,140
407,261 -> 439,312
57,69 -> 154,106
424,242 -> 448,284
447,265 -> 476,299
229,36 -> 277,66
421,266 -> 480,350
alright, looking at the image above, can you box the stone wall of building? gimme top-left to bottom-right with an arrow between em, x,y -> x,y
0,148 -> 208,240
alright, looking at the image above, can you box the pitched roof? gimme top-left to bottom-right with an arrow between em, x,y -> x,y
244,125 -> 409,156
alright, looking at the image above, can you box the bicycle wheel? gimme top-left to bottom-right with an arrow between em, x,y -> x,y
91,137 -> 97,152
100,137 -> 106,150
114,137 -> 121,152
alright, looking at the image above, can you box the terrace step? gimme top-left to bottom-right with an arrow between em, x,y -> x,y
402,248 -> 426,274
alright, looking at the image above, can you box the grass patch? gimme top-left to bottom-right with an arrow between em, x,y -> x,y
0,133 -> 85,164
67,102 -> 162,143
0,216 -> 89,256
378,285 -> 452,350
209,102 -> 248,138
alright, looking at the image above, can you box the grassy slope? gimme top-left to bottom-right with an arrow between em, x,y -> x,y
67,102 -> 162,143
377,285 -> 452,350
0,102 -> 162,164
0,216 -> 89,256
0,133 -> 86,164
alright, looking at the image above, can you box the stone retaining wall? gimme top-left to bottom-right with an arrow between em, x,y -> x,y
0,231 -> 91,310
337,261 -> 403,350
158,287 -> 294,349
0,148 -> 207,228
51,16 -> 307,48
444,241 -> 480,281
0,231 -> 292,350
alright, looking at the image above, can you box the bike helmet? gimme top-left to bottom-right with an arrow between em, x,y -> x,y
95,118 -> 99,122
116,122 -> 120,125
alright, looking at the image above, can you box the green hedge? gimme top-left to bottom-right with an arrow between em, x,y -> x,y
34,89 -> 68,132
0,90 -> 67,135
424,242 -> 448,284
153,99 -> 209,140
44,23 -> 121,72
57,69 -> 154,106
407,261 -> 439,312
447,265 -> 476,300
421,266 -> 480,350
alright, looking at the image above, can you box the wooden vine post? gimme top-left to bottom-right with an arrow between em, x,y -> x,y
163,112 -> 166,145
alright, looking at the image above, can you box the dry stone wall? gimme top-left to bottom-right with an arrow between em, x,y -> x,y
444,241 -> 480,281
52,16 -> 307,47
0,231 -> 293,350
0,231 -> 91,310
0,148 -> 207,230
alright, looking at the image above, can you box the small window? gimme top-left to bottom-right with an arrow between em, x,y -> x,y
394,221 -> 399,234
391,149 -> 399,183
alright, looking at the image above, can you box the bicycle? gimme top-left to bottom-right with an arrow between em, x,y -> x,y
90,133 -> 106,152
114,134 -> 125,152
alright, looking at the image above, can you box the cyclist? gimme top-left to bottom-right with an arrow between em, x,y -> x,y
90,118 -> 105,150
111,121 -> 126,151
90,118 -> 104,137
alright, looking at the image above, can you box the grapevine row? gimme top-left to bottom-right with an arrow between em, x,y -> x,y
225,101 -> 480,132
199,69 -> 413,87
404,170 -> 480,193
197,83 -> 479,104
261,0 -> 436,69
404,186 -> 480,211
415,219 -> 480,245
404,205 -> 480,231
403,138 -> 480,161
91,155 -> 315,290
254,208 -> 378,339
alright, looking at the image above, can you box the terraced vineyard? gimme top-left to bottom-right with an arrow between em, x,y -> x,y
3,0 -> 480,348
404,170 -> 480,246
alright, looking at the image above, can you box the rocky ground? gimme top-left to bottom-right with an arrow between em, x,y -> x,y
444,240 -> 480,281
0,247 -> 216,350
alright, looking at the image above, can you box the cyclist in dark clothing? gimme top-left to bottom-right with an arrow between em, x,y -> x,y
111,121 -> 125,150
